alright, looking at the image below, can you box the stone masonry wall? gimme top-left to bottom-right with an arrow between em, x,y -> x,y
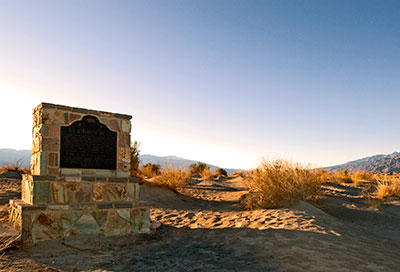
31,103 -> 132,177
21,174 -> 141,205
9,199 -> 150,243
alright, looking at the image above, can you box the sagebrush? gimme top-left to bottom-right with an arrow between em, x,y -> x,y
334,169 -> 353,183
240,160 -> 322,209
189,162 -> 208,175
140,163 -> 161,177
154,165 -> 189,192
215,168 -> 228,176
375,178 -> 400,200
130,141 -> 141,177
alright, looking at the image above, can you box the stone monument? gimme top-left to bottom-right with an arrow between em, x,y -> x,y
9,103 -> 150,243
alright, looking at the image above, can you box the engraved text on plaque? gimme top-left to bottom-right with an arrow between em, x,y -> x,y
60,115 -> 117,169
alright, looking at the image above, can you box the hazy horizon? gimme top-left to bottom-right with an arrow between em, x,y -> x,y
1,1 -> 400,169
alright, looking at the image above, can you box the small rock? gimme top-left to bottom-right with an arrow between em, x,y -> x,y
150,221 -> 161,230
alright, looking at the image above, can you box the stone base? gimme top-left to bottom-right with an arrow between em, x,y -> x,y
9,199 -> 150,243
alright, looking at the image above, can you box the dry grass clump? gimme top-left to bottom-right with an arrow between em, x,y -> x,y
188,162 -> 215,179
313,169 -> 374,186
188,162 -> 207,175
352,171 -> 374,181
375,179 -> 400,200
240,160 -> 322,209
375,173 -> 400,182
312,169 -> 337,183
357,174 -> 400,202
153,165 -> 189,192
230,171 -> 245,178
350,171 -> 374,186
200,167 -> 214,179
333,169 -> 353,183
140,163 -> 161,177
130,141 -> 141,177
0,161 -> 30,175
215,168 -> 228,177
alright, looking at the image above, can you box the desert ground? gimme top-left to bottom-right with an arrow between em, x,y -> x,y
0,175 -> 400,271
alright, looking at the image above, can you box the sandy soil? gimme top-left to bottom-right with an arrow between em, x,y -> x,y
0,176 -> 400,271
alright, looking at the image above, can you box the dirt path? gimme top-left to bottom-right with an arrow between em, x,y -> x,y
1,176 -> 400,271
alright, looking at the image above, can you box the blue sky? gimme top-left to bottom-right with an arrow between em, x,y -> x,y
1,0 -> 399,169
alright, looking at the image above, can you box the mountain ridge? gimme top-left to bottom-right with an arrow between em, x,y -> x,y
0,149 -> 31,167
325,151 -> 400,173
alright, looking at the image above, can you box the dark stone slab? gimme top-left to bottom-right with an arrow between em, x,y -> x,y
60,115 -> 117,170
108,177 -> 129,183
128,177 -> 141,183
97,203 -> 113,209
32,175 -> 56,181
95,177 -> 107,182
114,113 -> 132,120
71,203 -> 97,210
82,176 -> 95,182
114,202 -> 133,208
21,204 -> 47,211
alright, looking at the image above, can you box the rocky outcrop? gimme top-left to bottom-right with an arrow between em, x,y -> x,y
326,152 -> 400,173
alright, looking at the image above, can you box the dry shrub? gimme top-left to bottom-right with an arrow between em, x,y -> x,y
215,168 -> 228,177
352,171 -> 374,181
334,169 -> 353,183
240,160 -> 322,209
373,173 -> 383,181
200,167 -> 214,179
313,169 -> 337,183
130,141 -> 141,178
375,173 -> 400,183
188,162 -> 208,175
351,171 -> 374,186
188,162 -> 215,179
154,165 -> 189,192
0,163 -> 21,173
352,179 -> 362,187
140,163 -> 161,177
351,171 -> 374,187
230,171 -> 245,178
0,161 -> 29,174
375,179 -> 400,200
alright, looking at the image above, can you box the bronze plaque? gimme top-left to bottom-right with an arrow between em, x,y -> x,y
60,115 -> 117,169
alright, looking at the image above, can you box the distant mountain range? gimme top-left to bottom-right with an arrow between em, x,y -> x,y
325,152 -> 400,173
140,154 -> 239,174
0,149 -> 31,168
0,149 -> 239,174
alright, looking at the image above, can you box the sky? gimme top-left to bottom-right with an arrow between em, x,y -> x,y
0,0 -> 400,169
